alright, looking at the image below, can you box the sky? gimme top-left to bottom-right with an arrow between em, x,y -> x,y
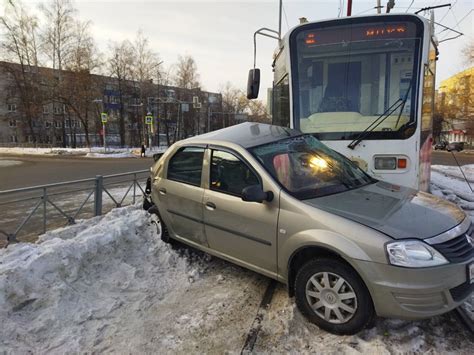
6,1 -> 474,102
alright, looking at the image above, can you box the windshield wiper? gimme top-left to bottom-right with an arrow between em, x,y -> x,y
348,80 -> 413,150
347,99 -> 403,150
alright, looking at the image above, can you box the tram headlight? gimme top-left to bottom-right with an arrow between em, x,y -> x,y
374,157 -> 397,170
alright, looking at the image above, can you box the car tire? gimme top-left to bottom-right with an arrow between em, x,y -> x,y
294,258 -> 374,335
159,219 -> 174,244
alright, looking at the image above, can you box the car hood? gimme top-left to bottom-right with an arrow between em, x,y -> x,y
303,181 -> 465,240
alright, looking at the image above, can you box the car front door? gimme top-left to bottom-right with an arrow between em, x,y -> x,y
202,147 -> 279,274
157,145 -> 207,246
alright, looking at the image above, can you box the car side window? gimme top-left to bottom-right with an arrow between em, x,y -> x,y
210,149 -> 260,196
167,146 -> 205,186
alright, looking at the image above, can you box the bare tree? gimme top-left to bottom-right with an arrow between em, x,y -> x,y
130,30 -> 161,146
61,20 -> 101,147
40,0 -> 77,146
462,39 -> 474,66
247,99 -> 270,123
174,54 -> 200,89
108,39 -> 134,146
0,1 -> 43,143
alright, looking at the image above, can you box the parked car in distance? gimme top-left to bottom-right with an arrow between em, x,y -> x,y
447,142 -> 465,152
146,122 -> 473,335
434,141 -> 447,150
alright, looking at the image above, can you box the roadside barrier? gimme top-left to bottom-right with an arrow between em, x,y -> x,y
0,170 -> 149,246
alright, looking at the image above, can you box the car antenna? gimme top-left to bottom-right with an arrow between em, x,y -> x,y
450,151 -> 473,193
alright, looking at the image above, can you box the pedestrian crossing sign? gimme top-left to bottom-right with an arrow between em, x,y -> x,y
145,115 -> 153,125
101,112 -> 107,123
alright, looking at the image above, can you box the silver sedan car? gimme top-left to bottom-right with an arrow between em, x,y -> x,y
146,122 -> 473,335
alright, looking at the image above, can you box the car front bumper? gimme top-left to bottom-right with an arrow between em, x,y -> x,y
353,258 -> 474,320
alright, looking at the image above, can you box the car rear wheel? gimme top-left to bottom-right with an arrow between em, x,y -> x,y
294,258 -> 374,335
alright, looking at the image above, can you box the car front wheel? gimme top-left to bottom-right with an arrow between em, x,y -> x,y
294,258 -> 374,335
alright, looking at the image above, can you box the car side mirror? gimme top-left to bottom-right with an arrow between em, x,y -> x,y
247,68 -> 260,99
241,185 -> 273,203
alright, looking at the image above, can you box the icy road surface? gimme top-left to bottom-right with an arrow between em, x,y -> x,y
1,201 -> 473,353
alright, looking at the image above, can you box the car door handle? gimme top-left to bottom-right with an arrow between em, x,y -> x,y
159,188 -> 167,195
205,202 -> 216,210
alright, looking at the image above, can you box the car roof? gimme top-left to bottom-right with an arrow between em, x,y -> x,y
181,122 -> 302,149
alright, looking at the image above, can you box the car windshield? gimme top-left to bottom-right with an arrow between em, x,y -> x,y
290,18 -> 422,141
250,135 -> 375,199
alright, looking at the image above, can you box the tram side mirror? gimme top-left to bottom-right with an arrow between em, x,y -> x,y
247,69 -> 260,99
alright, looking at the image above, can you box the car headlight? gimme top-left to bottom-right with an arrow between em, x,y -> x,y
386,240 -> 448,267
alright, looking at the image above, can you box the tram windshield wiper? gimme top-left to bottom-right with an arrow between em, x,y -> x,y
348,80 -> 413,150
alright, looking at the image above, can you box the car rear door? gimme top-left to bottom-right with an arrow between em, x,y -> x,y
157,145 -> 207,246
202,147 -> 279,273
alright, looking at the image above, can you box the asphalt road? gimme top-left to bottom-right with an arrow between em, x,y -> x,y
0,150 -> 473,191
431,150 -> 474,167
0,155 -> 154,190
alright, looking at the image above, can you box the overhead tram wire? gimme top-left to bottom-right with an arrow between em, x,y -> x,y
282,3 -> 289,31
439,0 -> 457,22
439,9 -> 472,42
406,0 -> 415,13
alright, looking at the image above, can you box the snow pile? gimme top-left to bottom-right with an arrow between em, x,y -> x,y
432,164 -> 474,183
431,169 -> 474,215
0,205 -> 265,353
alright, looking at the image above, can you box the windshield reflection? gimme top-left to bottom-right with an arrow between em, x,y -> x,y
251,135 -> 375,199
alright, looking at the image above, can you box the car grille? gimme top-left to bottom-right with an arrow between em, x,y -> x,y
432,228 -> 474,263
450,281 -> 474,302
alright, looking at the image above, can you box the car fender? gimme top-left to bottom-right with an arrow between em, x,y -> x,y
279,229 -> 375,280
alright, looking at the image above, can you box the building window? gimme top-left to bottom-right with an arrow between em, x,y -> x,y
9,119 -> 16,127
7,104 -> 16,112
53,105 -> 65,114
10,135 -> 18,143
27,135 -> 34,143
43,105 -> 49,114
56,135 -> 62,142
45,121 -> 51,128
65,120 -> 70,128
54,121 -> 62,128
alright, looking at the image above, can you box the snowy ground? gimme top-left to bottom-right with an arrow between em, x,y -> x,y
0,146 -> 167,158
0,167 -> 473,353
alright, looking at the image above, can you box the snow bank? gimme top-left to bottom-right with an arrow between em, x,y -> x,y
0,205 -> 265,353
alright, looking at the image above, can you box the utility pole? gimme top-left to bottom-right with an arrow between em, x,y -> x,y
347,0 -> 353,16
377,0 -> 382,14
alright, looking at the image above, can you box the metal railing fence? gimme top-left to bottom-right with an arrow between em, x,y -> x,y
0,170 -> 149,246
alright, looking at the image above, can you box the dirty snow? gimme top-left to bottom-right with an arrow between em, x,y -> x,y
0,168 -> 473,353
0,205 -> 267,353
0,159 -> 23,167
432,164 -> 474,183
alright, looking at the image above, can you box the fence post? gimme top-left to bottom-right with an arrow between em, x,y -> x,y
94,175 -> 103,216
42,187 -> 47,234
133,173 -> 136,204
